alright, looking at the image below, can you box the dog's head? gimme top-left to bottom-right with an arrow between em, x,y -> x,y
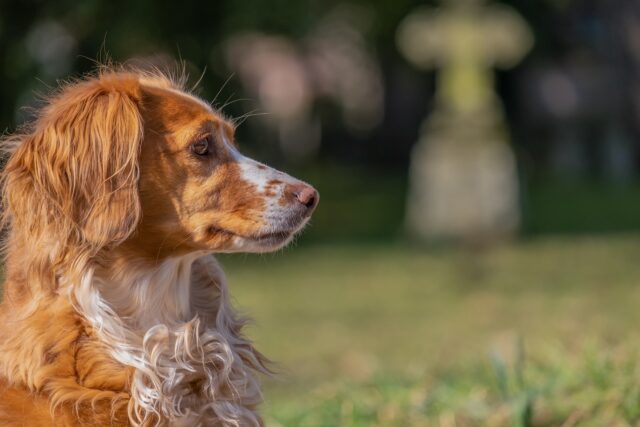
2,70 -> 318,259
135,79 -> 319,256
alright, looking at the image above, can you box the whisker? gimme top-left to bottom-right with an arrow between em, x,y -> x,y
218,92 -> 238,111
233,111 -> 270,127
191,66 -> 208,93
211,73 -> 235,106
215,97 -> 253,112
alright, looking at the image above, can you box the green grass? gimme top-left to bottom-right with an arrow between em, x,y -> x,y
219,235 -> 640,426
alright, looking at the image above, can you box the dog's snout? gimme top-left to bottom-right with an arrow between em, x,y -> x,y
296,186 -> 317,207
292,184 -> 319,211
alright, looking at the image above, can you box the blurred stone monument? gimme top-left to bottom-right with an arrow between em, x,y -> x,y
397,0 -> 533,242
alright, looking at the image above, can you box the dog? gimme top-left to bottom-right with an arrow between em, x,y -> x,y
0,67 -> 318,426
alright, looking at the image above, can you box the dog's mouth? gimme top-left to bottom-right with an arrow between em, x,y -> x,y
207,226 -> 295,247
204,208 -> 313,252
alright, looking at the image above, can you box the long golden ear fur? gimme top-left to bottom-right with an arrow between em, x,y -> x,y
1,73 -> 143,255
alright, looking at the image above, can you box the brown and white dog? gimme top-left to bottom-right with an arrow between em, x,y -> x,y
0,68 -> 318,426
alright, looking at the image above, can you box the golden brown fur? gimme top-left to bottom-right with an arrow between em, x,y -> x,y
0,67 -> 318,426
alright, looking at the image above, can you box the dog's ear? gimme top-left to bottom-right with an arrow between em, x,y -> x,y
2,74 -> 143,251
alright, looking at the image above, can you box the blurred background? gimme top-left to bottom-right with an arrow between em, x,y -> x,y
3,0 -> 640,425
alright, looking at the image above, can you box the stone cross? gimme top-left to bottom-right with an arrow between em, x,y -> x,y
397,0 -> 533,242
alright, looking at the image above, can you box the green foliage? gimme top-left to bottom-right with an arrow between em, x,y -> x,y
525,180 -> 640,234
290,166 -> 640,242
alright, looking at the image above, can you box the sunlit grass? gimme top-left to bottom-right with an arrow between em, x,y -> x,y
219,235 -> 640,426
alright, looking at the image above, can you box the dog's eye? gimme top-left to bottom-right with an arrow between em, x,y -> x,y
191,137 -> 210,156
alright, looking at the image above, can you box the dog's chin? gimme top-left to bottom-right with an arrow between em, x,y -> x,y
235,231 -> 296,253
204,225 -> 303,253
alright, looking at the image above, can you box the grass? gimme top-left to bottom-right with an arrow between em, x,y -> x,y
218,235 -> 640,426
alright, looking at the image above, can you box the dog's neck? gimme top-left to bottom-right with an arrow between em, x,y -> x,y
91,253 -> 200,330
69,250 -> 265,426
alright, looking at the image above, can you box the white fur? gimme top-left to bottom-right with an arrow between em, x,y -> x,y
222,135 -> 311,240
69,254 -> 264,426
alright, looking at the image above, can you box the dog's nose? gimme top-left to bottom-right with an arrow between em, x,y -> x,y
293,184 -> 319,211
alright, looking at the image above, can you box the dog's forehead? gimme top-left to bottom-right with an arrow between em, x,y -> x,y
140,84 -> 232,135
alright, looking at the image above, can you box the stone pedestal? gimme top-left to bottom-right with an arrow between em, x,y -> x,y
406,112 -> 519,241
